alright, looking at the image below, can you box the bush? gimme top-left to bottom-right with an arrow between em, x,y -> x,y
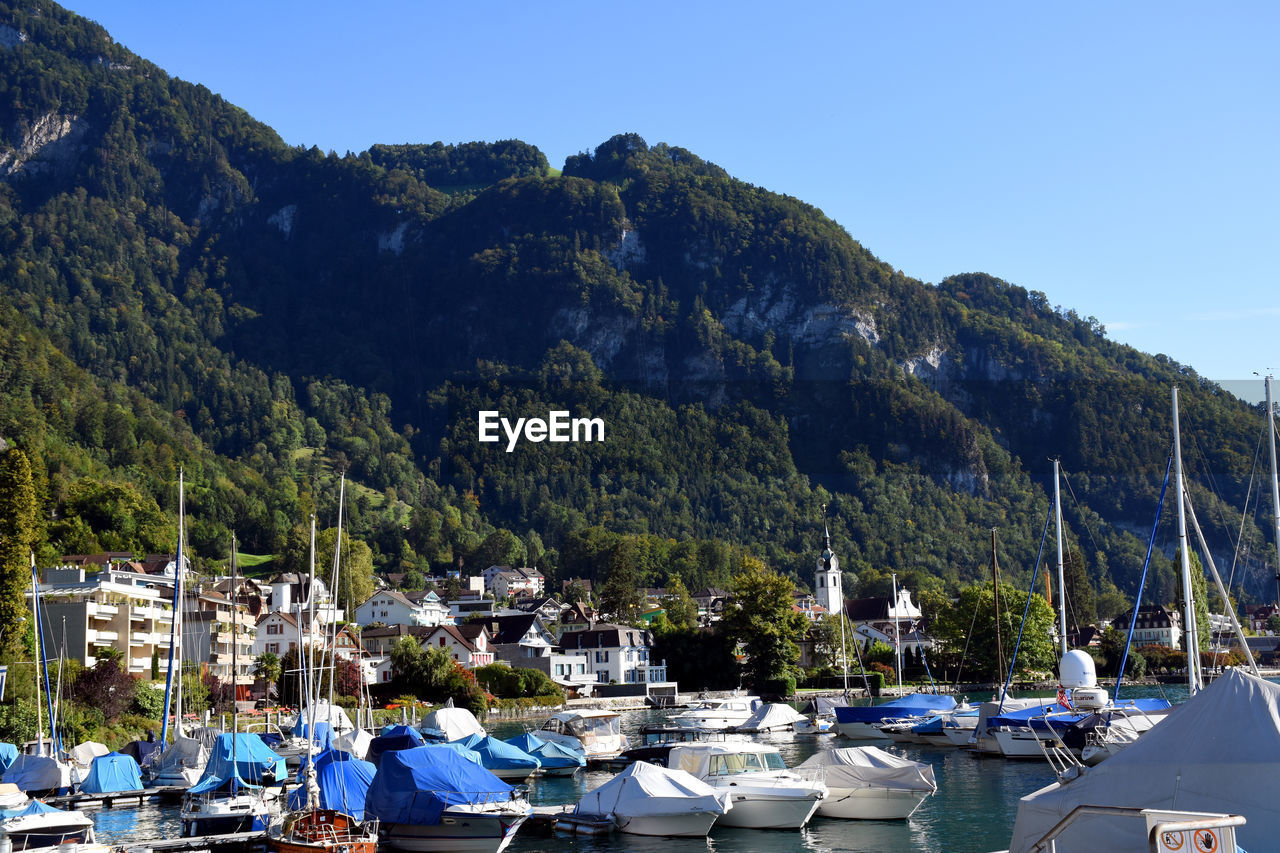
762,676 -> 796,699
132,684 -> 165,718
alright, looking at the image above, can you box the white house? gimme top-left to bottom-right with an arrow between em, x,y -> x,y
252,610 -> 326,659
421,624 -> 495,668
560,623 -> 665,685
481,565 -> 544,598
356,589 -> 451,627
448,593 -> 497,622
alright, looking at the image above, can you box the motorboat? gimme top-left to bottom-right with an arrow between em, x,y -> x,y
0,754 -> 73,797
537,709 -> 628,759
420,703 -> 486,743
667,742 -> 826,829
834,693 -> 956,739
574,760 -> 731,836
503,733 -> 584,777
366,746 -> 530,853
0,800 -> 104,852
617,726 -> 747,768
461,737 -> 540,782
668,695 -> 761,731
366,725 -> 426,768
77,752 -> 145,804
794,696 -> 839,735
797,746 -> 936,819
733,703 -> 805,733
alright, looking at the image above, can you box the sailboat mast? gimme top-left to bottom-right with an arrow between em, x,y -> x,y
327,474 -> 346,712
231,533 -> 239,757
1172,386 -> 1202,694
1266,375 -> 1280,601
31,555 -> 43,755
1054,460 -> 1067,655
891,572 -> 903,694
990,528 -> 1005,691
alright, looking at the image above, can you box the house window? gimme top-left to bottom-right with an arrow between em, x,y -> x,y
440,637 -> 447,647
267,643 -> 278,654
597,672 -> 608,683
382,670 -> 390,682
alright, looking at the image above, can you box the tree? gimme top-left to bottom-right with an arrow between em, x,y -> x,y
659,575 -> 699,631
720,557 -> 807,695
254,652 -> 282,701
317,528 -> 375,616
1061,548 -> 1097,631
562,579 -> 592,606
931,581 -> 1056,684
598,541 -> 645,624
470,529 -> 525,572
72,653 -> 135,721
0,449 -> 39,661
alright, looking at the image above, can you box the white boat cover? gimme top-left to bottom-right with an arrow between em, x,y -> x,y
797,747 -> 936,793
334,727 -> 373,760
736,703 -> 805,732
420,706 -> 486,742
148,734 -> 206,775
0,755 -> 73,793
1009,669 -> 1278,853
576,761 -> 731,820
68,741 -> 109,768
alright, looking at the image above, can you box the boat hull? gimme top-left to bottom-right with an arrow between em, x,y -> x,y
379,810 -> 528,853
817,786 -> 930,820
835,721 -> 891,740
714,792 -> 822,829
992,727 -> 1056,759
267,808 -> 378,853
615,811 -> 719,837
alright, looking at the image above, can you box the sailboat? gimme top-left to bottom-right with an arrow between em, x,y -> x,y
266,493 -> 378,853
2,555 -> 75,795
143,471 -> 207,789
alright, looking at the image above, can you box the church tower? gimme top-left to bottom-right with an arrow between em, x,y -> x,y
815,511 -> 843,616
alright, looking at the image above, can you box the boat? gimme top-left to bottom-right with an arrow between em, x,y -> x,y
797,746 -> 937,819
616,726 -> 747,768
365,746 -> 530,853
794,697 -> 840,735
0,784 -> 27,811
268,748 -> 379,853
180,732 -> 286,837
0,800 -> 105,852
666,742 -> 826,829
733,702 -> 805,733
909,706 -> 978,746
77,752 -> 144,802
834,692 -> 957,739
502,733 -> 584,776
459,737 -> 540,782
420,702 -> 486,743
537,709 -> 628,759
667,695 -> 761,731
1007,668 -> 1271,852
366,725 -> 425,768
573,760 -> 731,836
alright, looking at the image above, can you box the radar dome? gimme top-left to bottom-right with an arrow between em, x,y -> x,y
1059,649 -> 1097,689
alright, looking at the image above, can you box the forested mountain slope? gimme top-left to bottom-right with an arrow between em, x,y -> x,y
0,1 -> 1269,610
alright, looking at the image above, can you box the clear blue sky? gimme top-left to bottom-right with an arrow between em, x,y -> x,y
64,1 -> 1280,402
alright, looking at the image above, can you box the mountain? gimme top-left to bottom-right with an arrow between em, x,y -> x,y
0,0 -> 1272,611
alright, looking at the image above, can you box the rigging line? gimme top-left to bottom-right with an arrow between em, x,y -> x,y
1000,500 -> 1053,708
1060,471 -> 1104,571
1220,422 -> 1264,644
1187,428 -> 1239,556
952,578 -> 982,693
1116,452 -> 1173,701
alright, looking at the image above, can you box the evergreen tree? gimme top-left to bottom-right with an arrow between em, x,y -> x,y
659,575 -> 699,630
0,450 -> 39,662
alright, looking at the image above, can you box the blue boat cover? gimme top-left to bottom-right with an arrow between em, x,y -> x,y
834,693 -> 957,724
450,733 -> 484,749
422,742 -> 483,765
367,726 -> 426,767
0,799 -> 63,818
0,743 -> 16,774
188,733 -> 286,794
81,752 -> 143,794
467,737 -> 540,773
365,746 -> 515,826
290,721 -> 335,749
504,733 -> 584,770
988,698 -> 1171,731
288,748 -> 376,820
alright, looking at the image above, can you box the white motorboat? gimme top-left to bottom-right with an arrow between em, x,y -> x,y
667,742 -> 826,829
538,709 -> 628,759
668,695 -> 761,731
575,761 -> 731,836
733,703 -> 805,733
0,800 -> 103,852
0,755 -> 74,797
798,746 -> 937,820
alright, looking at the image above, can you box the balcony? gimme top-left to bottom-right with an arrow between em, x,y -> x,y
89,629 -> 119,644
644,663 -> 668,683
130,657 -> 151,672
88,603 -> 119,619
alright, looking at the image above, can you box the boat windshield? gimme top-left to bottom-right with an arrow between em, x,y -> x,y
707,752 -> 771,776
565,715 -> 620,741
762,752 -> 787,770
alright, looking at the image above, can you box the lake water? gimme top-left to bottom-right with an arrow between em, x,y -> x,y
89,685 -> 1198,853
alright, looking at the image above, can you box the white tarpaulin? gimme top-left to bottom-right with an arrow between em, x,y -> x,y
797,746 -> 936,793
737,703 -> 806,732
421,706 -> 486,742
576,760 -> 730,821
1009,668 -> 1279,852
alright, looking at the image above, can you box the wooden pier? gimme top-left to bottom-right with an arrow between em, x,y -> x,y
121,830 -> 265,853
43,786 -> 190,809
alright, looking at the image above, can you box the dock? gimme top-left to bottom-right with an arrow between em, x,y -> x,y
121,830 -> 265,853
44,786 -> 190,809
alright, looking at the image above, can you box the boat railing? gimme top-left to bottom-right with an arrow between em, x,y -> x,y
1027,804 -> 1244,852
